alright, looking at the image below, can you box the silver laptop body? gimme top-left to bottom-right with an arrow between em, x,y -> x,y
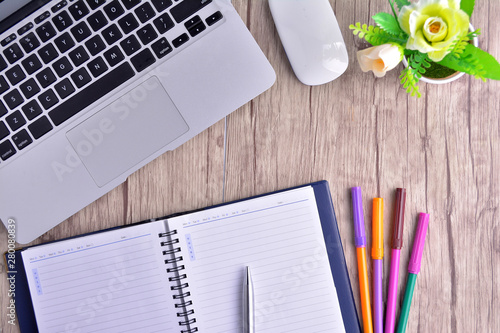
0,0 -> 275,243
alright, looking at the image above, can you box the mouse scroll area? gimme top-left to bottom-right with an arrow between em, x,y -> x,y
269,0 -> 349,85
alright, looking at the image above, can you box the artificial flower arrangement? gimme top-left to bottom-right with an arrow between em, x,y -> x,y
350,0 -> 500,97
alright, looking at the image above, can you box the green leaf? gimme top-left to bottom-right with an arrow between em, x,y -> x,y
398,52 -> 431,97
349,22 -> 407,46
394,0 -> 411,11
399,67 -> 421,97
460,0 -> 475,17
372,12 -> 403,35
447,29 -> 480,57
438,44 -> 500,80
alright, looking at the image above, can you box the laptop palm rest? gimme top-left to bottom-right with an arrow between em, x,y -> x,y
66,77 -> 189,187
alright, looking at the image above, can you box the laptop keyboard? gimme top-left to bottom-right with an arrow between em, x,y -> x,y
0,0 -> 224,164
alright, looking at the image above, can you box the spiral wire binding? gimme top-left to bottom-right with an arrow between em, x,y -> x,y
159,230 -> 198,333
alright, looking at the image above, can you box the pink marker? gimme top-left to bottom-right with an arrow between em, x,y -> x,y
385,188 -> 406,333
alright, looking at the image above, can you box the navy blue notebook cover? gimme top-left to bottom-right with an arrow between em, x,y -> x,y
7,180 -> 360,332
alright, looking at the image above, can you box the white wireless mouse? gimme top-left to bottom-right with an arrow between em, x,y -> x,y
269,0 -> 349,86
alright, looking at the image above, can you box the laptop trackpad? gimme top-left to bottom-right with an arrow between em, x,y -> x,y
66,77 -> 189,187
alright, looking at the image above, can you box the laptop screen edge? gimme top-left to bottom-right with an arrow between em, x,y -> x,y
0,0 -> 52,35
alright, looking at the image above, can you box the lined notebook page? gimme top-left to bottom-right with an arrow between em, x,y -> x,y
21,221 -> 180,333
169,186 -> 346,333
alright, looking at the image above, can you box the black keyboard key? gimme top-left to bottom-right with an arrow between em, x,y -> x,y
28,116 -> 53,139
171,0 -> 212,23
69,1 -> 90,20
0,140 -> 16,161
20,78 -> 41,99
0,76 -> 9,94
71,67 -> 92,88
0,101 -> 7,117
52,0 -> 68,13
131,48 -> 156,72
69,46 -> 90,66
17,22 -> 34,36
19,32 -> 41,53
6,111 -> 26,131
50,62 -> 135,126
12,129 -> 33,150
38,44 -> 59,64
36,22 -> 57,42
152,0 -> 172,12
22,54 -> 43,75
121,0 -> 141,10
184,15 -> 201,30
104,0 -> 125,21
120,35 -> 141,56
87,56 -> 108,77
135,3 -> 156,23
3,43 -> 24,64
53,11 -> 73,31
102,24 -> 123,45
1,34 -> 16,47
34,11 -> 51,24
55,78 -> 76,99
53,57 -> 74,77
153,13 -> 174,34
137,24 -> 158,45
187,21 -> 205,37
71,21 -> 92,42
0,121 -> 9,140
4,89 -> 24,109
6,65 -> 26,86
172,33 -> 189,48
118,13 -> 139,34
36,68 -> 57,88
39,89 -> 59,110
206,11 -> 223,26
104,46 -> 124,67
22,100 -> 43,120
86,0 -> 106,10
85,35 -> 106,56
0,54 -> 7,70
54,32 -> 76,53
87,11 -> 108,31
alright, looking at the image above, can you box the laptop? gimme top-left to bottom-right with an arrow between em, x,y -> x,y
0,0 -> 276,243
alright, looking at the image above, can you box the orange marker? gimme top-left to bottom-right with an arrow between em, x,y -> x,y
351,187 -> 373,333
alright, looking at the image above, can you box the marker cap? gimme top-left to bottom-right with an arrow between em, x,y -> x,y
371,198 -> 384,259
391,188 -> 406,249
408,213 -> 430,274
351,187 -> 366,247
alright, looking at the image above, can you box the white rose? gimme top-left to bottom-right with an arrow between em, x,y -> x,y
357,44 -> 403,77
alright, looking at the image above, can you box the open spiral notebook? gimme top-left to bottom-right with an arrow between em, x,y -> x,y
9,181 -> 360,332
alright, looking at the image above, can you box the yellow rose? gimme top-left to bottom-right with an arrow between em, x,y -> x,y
357,44 -> 403,77
399,0 -> 470,61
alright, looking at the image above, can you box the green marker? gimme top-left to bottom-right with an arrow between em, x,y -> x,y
396,213 -> 429,333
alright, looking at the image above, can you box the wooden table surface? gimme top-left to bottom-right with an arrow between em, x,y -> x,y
1,0 -> 499,332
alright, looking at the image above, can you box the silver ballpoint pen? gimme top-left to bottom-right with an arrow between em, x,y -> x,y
243,266 -> 255,333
